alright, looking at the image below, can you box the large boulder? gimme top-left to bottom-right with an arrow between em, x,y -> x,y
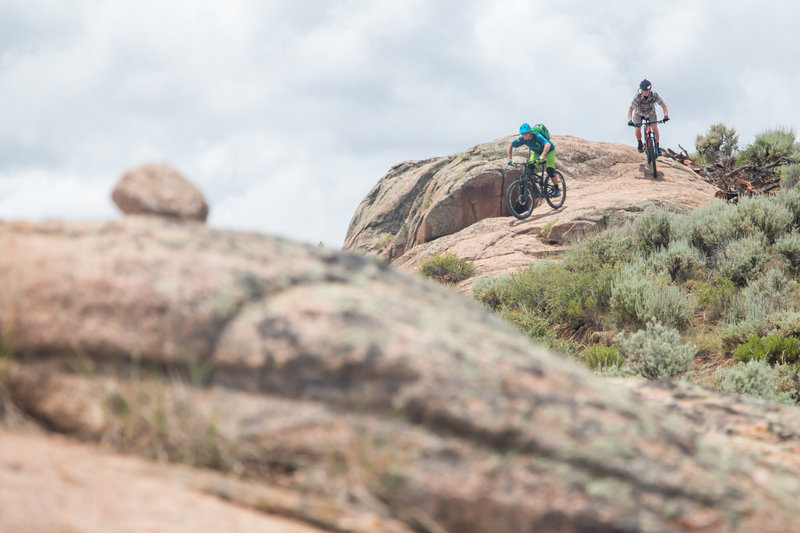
1,218 -> 799,532
344,135 -> 719,288
112,162 -> 209,222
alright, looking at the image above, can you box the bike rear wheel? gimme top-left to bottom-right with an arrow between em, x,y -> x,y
544,171 -> 566,209
506,179 -> 535,219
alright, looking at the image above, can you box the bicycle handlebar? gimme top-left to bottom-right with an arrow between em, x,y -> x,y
629,118 -> 668,126
507,161 -> 547,170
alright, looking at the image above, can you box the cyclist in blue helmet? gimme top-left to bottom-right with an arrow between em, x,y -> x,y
506,123 -> 561,197
627,79 -> 669,154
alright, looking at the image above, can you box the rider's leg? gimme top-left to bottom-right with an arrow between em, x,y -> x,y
545,151 -> 559,186
633,113 -> 644,151
646,112 -> 660,153
526,152 -> 537,175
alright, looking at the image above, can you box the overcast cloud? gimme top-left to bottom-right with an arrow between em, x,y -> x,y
2,1 -> 799,247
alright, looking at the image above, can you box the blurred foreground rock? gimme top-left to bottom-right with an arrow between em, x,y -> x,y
0,429 -> 326,533
1,218 -> 799,532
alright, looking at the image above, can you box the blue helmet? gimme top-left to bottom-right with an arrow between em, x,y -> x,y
519,123 -> 532,135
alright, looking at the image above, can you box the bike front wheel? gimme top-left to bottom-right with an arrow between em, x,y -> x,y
544,171 -> 566,209
646,135 -> 658,178
506,179 -> 535,219
651,147 -> 658,179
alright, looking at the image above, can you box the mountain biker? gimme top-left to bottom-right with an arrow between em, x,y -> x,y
506,123 -> 561,197
627,79 -> 669,154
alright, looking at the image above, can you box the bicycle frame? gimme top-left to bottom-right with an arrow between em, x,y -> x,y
505,160 -> 565,219
631,116 -> 666,178
512,162 -> 545,195
643,118 -> 658,144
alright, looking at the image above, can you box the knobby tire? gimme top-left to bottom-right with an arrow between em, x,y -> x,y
650,139 -> 658,179
647,134 -> 658,179
507,178 -> 535,219
545,171 -> 566,209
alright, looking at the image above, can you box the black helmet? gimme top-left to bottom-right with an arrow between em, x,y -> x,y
639,79 -> 652,91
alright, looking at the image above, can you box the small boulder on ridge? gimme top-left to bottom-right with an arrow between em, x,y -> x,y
112,162 -> 209,222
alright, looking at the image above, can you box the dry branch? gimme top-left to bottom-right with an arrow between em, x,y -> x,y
662,147 -> 784,203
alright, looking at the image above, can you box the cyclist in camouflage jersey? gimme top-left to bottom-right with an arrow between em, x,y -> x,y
627,79 -> 669,154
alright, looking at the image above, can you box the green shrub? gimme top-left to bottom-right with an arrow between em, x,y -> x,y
739,269 -> 799,321
695,123 -> 739,165
734,334 -> 800,365
763,311 -> 800,338
500,307 -> 554,343
712,360 -> 794,403
775,189 -> 800,229
419,252 -> 477,284
733,334 -> 771,362
719,270 -> 797,347
472,277 -> 509,311
473,228 -> 647,335
667,211 -> 691,241
369,232 -> 395,251
647,240 -> 706,283
773,363 -> 800,400
550,338 -> 583,358
736,127 -> 797,167
498,307 -> 581,356
562,227 -> 639,272
634,206 -> 673,254
751,268 -> 799,305
683,201 -> 740,262
581,344 -> 624,370
614,318 -> 696,379
731,195 -> 792,243
479,261 -> 561,313
780,164 -> 800,191
717,235 -> 769,286
610,263 -> 696,331
774,233 -> 800,272
720,321 -> 761,351
690,277 -> 736,322
551,270 -> 607,329
475,258 -> 619,331
720,269 -> 800,348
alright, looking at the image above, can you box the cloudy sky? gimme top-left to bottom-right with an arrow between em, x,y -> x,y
2,1 -> 799,247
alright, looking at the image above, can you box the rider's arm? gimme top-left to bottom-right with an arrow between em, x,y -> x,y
627,107 -> 633,121
508,137 -> 524,160
536,133 -> 553,157
653,93 -> 668,117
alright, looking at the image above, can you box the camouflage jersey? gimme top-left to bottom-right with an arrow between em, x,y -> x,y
629,91 -> 665,115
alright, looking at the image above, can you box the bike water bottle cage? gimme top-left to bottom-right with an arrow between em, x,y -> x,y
519,123 -> 532,135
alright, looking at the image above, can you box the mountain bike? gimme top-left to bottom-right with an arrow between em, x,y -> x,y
506,161 -> 566,219
631,116 -> 667,179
